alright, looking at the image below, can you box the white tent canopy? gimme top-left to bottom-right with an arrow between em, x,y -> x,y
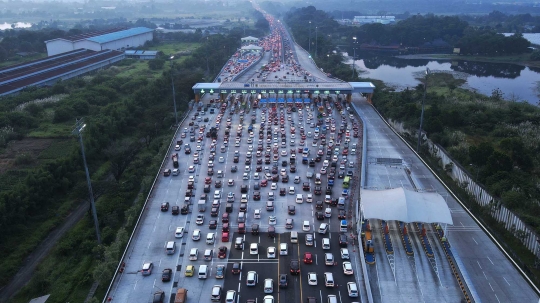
241,44 -> 263,51
360,187 -> 453,224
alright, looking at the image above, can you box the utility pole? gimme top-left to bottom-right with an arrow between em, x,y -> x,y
352,36 -> 357,78
417,68 -> 430,152
72,119 -> 101,244
170,56 -> 179,126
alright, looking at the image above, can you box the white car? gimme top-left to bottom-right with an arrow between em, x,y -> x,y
250,243 -> 258,255
254,209 -> 261,219
219,157 -> 225,163
263,295 -> 274,303
175,227 -> 184,238
189,248 -> 198,260
341,248 -> 350,260
268,216 -> 277,225
342,261 -> 354,275
175,144 -> 181,151
243,173 -> 249,180
306,194 -> 313,203
302,220 -> 310,232
320,167 -> 327,174
196,214 -> 204,225
214,190 -> 221,199
267,246 -> 276,258
281,150 -> 287,156
307,272 -> 317,285
188,166 -> 195,173
325,208 -> 332,218
271,182 -> 277,190
228,179 -> 235,186
196,145 -> 202,151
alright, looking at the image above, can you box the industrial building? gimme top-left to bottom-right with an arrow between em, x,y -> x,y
45,27 -> 154,56
124,50 -> 159,60
0,49 -> 124,96
353,16 -> 395,25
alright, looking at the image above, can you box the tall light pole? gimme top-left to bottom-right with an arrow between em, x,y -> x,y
417,67 -> 430,152
72,119 -> 101,244
170,56 -> 179,126
352,36 -> 357,78
315,26 -> 318,58
309,21 -> 311,54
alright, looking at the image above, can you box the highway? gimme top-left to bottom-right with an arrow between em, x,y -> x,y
104,4 -> 540,303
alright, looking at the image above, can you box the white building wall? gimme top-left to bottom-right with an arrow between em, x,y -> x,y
74,40 -> 102,52
46,40 -> 75,56
100,32 -> 153,51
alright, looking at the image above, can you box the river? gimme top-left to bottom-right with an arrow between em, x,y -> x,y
346,53 -> 540,105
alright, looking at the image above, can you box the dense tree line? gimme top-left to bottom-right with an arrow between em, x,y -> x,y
284,6 -> 531,56
0,29 -> 245,293
460,11 -> 540,33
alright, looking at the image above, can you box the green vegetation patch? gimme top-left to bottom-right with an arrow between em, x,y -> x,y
153,42 -> 200,56
38,139 -> 75,160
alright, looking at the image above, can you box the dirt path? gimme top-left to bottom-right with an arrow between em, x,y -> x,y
0,201 -> 90,302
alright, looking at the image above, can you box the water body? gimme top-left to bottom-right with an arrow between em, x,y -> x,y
0,22 -> 32,30
348,53 -> 540,105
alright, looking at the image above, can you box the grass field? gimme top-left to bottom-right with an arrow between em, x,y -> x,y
152,42 -> 200,56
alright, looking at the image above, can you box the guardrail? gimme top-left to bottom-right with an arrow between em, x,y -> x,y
102,110 -> 190,303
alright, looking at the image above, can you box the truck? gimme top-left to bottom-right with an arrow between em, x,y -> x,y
172,153 -> 179,168
198,200 -> 207,212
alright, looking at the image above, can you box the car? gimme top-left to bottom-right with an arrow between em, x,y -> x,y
341,248 -> 350,260
302,220 -> 310,231
189,248 -> 199,260
161,202 -> 169,211
294,176 -> 301,183
184,265 -> 195,277
141,262 -> 153,275
231,165 -> 238,172
254,191 -> 261,200
279,274 -> 288,288
290,260 -> 300,275
218,246 -> 228,258
263,295 -> 274,303
225,290 -> 236,303
232,262 -> 241,274
175,227 -> 185,238
306,194 -> 313,203
162,268 -> 172,282
188,166 -> 195,173
196,214 -> 205,225
205,177 -> 212,184
267,246 -> 276,258
216,264 -> 225,279
261,179 -> 268,187
303,252 -> 313,264
343,261 -> 354,275
214,190 -> 221,199
307,272 -> 318,285
285,218 -> 294,229
288,205 -> 296,215
271,182 -> 277,190
268,216 -> 277,225
209,220 -> 217,229
254,208 -> 261,218
339,234 -> 348,247
314,186 -> 322,195
280,188 -> 286,196
228,179 -> 235,186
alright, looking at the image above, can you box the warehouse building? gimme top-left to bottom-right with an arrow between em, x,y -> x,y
45,27 -> 154,56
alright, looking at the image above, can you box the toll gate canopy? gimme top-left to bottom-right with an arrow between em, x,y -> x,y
192,81 -> 375,95
360,187 -> 453,224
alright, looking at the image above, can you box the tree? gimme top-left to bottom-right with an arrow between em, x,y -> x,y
104,139 -> 141,182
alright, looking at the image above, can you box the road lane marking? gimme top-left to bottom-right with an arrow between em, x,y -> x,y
477,260 -> 482,269
503,277 -> 511,286
472,237 -> 478,245
487,256 -> 494,265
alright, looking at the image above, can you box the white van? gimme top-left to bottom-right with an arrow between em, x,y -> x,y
324,272 -> 334,287
322,238 -> 330,250
264,278 -> 274,293
290,231 -> 298,243
166,241 -> 176,255
198,264 -> 208,279
295,194 -> 303,204
280,243 -> 288,255
347,282 -> 359,297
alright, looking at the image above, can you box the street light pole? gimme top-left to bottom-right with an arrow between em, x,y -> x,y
309,21 -> 311,54
170,56 -> 179,126
315,26 -> 318,58
417,68 -> 430,152
72,118 -> 101,244
352,36 -> 357,78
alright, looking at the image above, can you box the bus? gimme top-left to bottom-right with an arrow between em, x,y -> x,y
343,176 -> 350,189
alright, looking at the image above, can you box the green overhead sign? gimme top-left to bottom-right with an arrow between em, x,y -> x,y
261,90 -> 267,93
251,90 -> 257,94
324,90 -> 330,94
314,90 -> 320,94
242,90 -> 247,94
200,89 -> 205,93
287,90 -> 293,94
221,90 -> 227,93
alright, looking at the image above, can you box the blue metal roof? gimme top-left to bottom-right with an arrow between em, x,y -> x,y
87,27 -> 153,44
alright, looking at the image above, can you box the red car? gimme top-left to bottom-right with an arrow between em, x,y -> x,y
218,246 -> 228,258
303,252 -> 313,264
205,177 -> 212,184
261,179 -> 268,187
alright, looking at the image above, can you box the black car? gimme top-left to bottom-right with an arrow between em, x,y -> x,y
254,191 -> 261,200
161,269 -> 172,282
233,156 -> 239,163
256,165 -> 262,172
339,234 -> 348,247
315,211 -> 324,220
290,165 -> 296,173
231,165 -> 238,172
153,291 -> 165,303
171,206 -> 179,215
232,262 -> 241,274
241,185 -> 248,193
347,170 -> 354,176
245,158 -> 252,165
290,260 -> 300,275
303,182 -> 310,191
338,210 -> 346,219
282,174 -> 289,183
325,186 -> 332,195
288,205 -> 296,215
309,160 -> 315,167
314,186 -> 322,195
209,220 -> 217,229
280,188 -> 286,196
254,182 -> 260,190
281,161 -> 287,167
279,274 -> 288,288
338,171 -> 345,179
181,205 -> 189,214
316,200 -> 324,209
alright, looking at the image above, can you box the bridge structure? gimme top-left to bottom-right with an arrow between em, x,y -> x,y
192,81 -> 376,103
